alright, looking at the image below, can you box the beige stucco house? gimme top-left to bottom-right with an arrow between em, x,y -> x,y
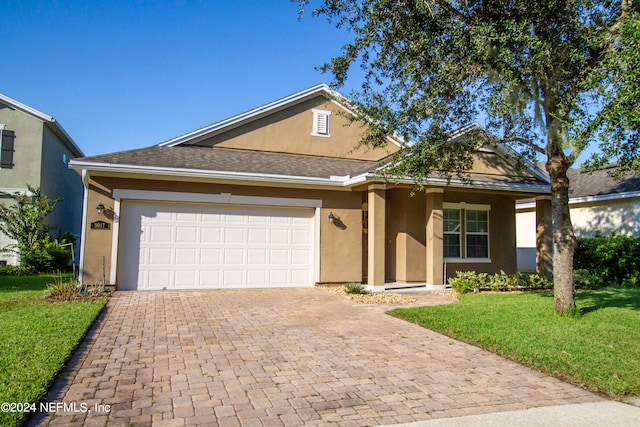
71,84 -> 551,291
517,165 -> 640,271
0,93 -> 84,265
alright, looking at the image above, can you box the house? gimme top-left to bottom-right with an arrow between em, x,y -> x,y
0,93 -> 85,265
70,84 -> 551,291
516,164 -> 640,271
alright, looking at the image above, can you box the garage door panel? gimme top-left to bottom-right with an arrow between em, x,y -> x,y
175,248 -> 197,265
150,226 -> 172,243
176,227 -> 198,243
201,228 -> 222,243
118,201 -> 314,290
149,248 -> 172,265
225,228 -> 244,243
148,270 -> 170,288
175,271 -> 196,287
200,248 -> 221,264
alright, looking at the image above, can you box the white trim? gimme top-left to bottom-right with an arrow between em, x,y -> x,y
311,109 -> 331,137
443,202 -> 491,211
111,189 -> 322,208
109,189 -> 323,286
0,187 -> 31,196
344,173 -> 551,193
78,170 -> 89,284
70,160 -> 352,187
516,190 -> 640,210
314,207 -> 321,283
444,258 -> 493,264
108,198 -> 121,285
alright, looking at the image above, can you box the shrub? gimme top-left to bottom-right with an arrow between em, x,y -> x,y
19,236 -> 72,273
575,233 -> 640,287
448,271 -> 489,293
344,283 -> 368,294
0,265 -> 36,276
573,268 -> 605,289
449,271 -> 552,294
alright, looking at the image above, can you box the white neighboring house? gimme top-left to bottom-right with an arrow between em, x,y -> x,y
516,164 -> 640,271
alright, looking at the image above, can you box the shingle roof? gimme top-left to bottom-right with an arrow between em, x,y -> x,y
75,145 -> 383,179
568,165 -> 640,198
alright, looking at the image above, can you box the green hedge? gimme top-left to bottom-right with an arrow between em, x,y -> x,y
448,271 -> 553,294
574,233 -> 640,288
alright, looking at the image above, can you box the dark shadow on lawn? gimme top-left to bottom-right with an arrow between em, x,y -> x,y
578,289 -> 640,314
535,288 -> 640,314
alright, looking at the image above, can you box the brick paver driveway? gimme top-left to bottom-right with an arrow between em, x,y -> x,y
31,288 -> 602,426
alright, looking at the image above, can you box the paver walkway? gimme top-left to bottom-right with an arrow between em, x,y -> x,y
29,288 -> 602,426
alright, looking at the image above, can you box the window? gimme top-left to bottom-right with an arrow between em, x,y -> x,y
443,208 -> 461,258
443,203 -> 490,260
1,127 -> 15,169
311,109 -> 331,137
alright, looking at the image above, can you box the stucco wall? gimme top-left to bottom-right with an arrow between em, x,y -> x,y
81,176 -> 364,286
40,126 -> 84,238
196,96 -> 398,162
571,198 -> 640,237
0,102 -> 43,190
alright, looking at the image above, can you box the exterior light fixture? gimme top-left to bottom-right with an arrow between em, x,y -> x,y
96,202 -> 105,215
328,212 -> 336,222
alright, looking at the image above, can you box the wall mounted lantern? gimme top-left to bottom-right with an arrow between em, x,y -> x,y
328,212 -> 336,222
96,202 -> 105,215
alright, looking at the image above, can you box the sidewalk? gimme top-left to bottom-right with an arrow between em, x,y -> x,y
383,401 -> 640,426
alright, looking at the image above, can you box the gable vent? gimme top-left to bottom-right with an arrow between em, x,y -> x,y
312,109 -> 331,137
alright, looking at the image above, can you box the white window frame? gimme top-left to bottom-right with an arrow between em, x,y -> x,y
311,109 -> 331,137
443,202 -> 491,263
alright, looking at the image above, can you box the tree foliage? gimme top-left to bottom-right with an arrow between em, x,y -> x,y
299,0 -> 640,313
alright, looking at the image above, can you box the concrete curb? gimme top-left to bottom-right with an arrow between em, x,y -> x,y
383,401 -> 640,427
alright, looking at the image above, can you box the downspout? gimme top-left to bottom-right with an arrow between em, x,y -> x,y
78,169 -> 89,284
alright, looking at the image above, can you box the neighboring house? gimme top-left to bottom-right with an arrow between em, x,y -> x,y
0,93 -> 84,265
516,164 -> 640,271
70,84 -> 550,291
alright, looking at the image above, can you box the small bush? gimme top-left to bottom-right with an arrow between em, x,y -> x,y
0,265 -> 36,276
449,271 -> 552,294
448,271 -> 489,293
45,272 -> 80,301
20,236 -> 72,273
344,283 -> 368,294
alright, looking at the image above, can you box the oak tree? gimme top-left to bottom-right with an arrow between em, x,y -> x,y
299,0 -> 639,313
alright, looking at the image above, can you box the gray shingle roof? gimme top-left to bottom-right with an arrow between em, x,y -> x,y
75,145 -> 383,179
568,165 -> 640,198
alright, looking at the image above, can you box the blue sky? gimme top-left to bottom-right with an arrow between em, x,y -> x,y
2,0 -> 357,156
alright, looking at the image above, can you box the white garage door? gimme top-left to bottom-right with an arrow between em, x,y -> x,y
117,201 -> 315,290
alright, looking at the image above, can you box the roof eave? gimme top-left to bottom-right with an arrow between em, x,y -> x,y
69,160 -> 352,188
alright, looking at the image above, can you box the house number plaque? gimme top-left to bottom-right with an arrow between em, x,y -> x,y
90,221 -> 111,230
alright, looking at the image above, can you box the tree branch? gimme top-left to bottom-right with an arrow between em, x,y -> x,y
499,137 -> 547,155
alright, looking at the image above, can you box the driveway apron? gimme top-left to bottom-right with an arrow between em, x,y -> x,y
30,288 -> 602,426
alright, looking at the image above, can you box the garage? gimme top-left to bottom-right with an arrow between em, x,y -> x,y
116,201 -> 315,290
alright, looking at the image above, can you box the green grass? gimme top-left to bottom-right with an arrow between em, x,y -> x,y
389,289 -> 640,398
0,274 -> 107,426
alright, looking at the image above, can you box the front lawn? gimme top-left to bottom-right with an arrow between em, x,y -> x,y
0,274 -> 107,427
389,289 -> 640,398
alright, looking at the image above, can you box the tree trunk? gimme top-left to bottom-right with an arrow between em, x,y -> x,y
546,154 -> 576,314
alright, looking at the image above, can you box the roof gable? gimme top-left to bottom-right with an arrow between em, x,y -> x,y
158,84 -> 401,162
0,93 -> 84,157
